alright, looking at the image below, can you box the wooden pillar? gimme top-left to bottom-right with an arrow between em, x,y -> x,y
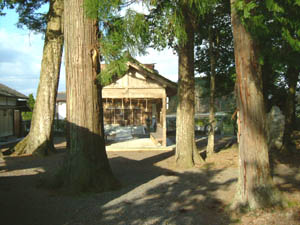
122,98 -> 125,124
113,98 -> 115,124
139,99 -> 142,125
130,98 -> 133,125
146,99 -> 148,112
162,91 -> 167,147
14,110 -> 21,137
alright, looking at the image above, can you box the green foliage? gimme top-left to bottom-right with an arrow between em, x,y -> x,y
84,0 -> 222,85
27,93 -> 35,109
195,118 -> 208,127
100,53 -> 130,85
265,0 -> 284,13
234,0 -> 300,53
147,0 -> 219,48
0,0 -> 48,33
195,1 -> 236,99
233,0 -> 300,112
84,0 -> 152,84
22,93 -> 35,121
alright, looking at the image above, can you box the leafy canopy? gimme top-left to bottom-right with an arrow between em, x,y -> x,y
234,0 -> 300,53
84,0 -> 219,84
195,0 -> 235,98
22,93 -> 35,121
0,0 -> 48,33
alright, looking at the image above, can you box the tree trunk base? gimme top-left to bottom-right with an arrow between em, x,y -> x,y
206,134 -> 215,158
231,184 -> 284,212
176,144 -> 204,169
193,143 -> 205,165
11,135 -> 55,156
54,152 -> 120,193
206,150 -> 215,158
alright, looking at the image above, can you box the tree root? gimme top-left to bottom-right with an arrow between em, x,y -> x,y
53,153 -> 121,193
11,135 -> 55,156
231,184 -> 285,212
193,142 -> 205,165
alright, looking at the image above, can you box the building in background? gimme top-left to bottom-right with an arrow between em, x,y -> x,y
55,59 -> 177,146
56,92 -> 66,120
0,83 -> 29,138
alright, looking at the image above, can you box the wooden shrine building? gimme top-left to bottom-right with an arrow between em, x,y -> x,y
102,60 -> 177,146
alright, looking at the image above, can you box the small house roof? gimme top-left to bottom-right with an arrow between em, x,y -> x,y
56,58 -> 178,102
57,92 -> 66,102
0,83 -> 28,99
102,56 -> 177,96
126,57 -> 177,96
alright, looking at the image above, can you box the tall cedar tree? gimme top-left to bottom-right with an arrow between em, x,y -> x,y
175,2 -> 204,168
60,0 -> 119,192
85,0 -> 213,168
11,0 -> 64,156
230,0 -> 282,210
234,0 -> 300,151
194,1 -> 235,157
206,25 -> 217,157
145,0 -> 219,167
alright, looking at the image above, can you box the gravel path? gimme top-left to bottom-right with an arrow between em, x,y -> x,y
0,137 -> 238,225
1,137 -> 299,225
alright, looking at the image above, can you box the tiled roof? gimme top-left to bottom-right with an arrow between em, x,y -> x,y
56,92 -> 66,102
0,83 -> 28,99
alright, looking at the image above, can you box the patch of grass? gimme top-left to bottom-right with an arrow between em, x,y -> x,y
286,200 -> 300,208
202,162 -> 215,169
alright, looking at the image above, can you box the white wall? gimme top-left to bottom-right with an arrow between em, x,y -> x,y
56,102 -> 66,120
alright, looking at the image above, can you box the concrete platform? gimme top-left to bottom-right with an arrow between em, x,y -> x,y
106,138 -> 175,151
0,137 -> 23,149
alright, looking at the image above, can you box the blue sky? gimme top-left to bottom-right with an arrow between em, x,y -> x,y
0,8 -> 178,97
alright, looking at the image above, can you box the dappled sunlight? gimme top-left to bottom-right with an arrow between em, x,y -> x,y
0,135 -> 300,224
92,167 -> 237,225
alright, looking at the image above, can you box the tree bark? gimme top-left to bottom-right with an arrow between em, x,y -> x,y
175,5 -> 204,168
231,0 -> 281,210
282,66 -> 299,151
12,0 -> 64,156
206,26 -> 216,157
60,0 -> 119,192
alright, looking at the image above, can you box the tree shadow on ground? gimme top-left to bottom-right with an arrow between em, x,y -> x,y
196,135 -> 237,159
268,148 -> 300,196
273,160 -> 300,196
82,163 -> 238,225
0,144 -> 238,225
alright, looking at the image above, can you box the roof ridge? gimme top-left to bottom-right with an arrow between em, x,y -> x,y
0,83 -> 28,99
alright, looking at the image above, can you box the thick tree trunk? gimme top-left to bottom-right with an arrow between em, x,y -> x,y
231,0 -> 281,210
175,5 -> 203,168
12,0 -> 64,156
206,27 -> 216,157
282,66 -> 299,151
60,0 -> 119,192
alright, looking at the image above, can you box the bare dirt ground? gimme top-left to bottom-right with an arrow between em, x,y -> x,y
0,136 -> 300,225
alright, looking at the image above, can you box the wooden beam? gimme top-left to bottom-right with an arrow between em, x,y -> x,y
113,99 -> 115,124
162,90 -> 167,147
139,99 -> 142,124
127,61 -> 177,90
102,88 -> 165,99
122,98 -> 125,123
